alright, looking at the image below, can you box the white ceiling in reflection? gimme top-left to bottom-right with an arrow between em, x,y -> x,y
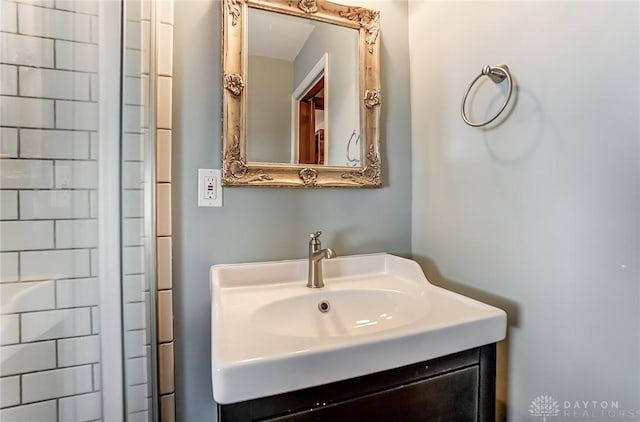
248,8 -> 315,61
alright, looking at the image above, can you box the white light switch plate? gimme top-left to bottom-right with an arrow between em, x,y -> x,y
198,169 -> 222,207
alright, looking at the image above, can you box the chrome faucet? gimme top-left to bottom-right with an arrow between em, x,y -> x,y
307,231 -> 336,288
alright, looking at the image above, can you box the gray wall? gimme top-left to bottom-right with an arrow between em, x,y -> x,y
293,20 -> 359,166
409,2 -> 639,420
173,1 -> 412,420
247,55 -> 293,163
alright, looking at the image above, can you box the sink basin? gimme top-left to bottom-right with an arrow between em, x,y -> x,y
253,288 -> 428,338
210,253 -> 506,404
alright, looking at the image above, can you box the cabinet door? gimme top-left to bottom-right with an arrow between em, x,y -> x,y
270,366 -> 479,422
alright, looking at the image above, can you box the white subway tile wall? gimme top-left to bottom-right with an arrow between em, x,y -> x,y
1,0 -> 174,419
156,183 -> 171,236
122,1 -> 155,420
0,33 -> 55,67
22,365 -> 93,402
0,220 -> 54,250
156,129 -> 171,183
55,40 -> 98,72
154,1 -> 175,419
56,335 -> 100,367
122,276 -> 144,305
156,236 -> 172,290
0,341 -> 56,376
125,329 -> 146,359
0,315 -> 20,345
0,1 -> 104,420
127,383 -> 149,414
156,76 -> 172,129
0,96 -> 55,127
157,24 -> 173,76
123,218 -> 144,246
0,376 -> 20,407
126,356 -> 149,386
20,129 -> 91,159
0,128 -> 18,157
0,2 -> 18,33
0,191 -> 17,219
0,400 -> 57,421
19,189 -> 91,219
21,308 -> 92,342
56,277 -> 99,308
58,391 -> 102,422
20,248 -> 92,280
55,219 -> 99,248
17,4 -> 92,42
0,253 -> 19,282
0,64 -> 18,95
55,100 -> 99,130
19,67 -> 91,100
0,280 -> 56,313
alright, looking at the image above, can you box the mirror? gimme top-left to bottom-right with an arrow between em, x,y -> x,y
246,9 -> 359,167
222,0 -> 381,187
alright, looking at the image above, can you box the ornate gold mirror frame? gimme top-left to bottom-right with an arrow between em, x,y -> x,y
221,0 -> 381,187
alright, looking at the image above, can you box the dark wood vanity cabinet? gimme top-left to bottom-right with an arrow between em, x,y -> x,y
217,344 -> 496,422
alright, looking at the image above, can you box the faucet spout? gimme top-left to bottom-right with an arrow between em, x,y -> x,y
314,247 -> 336,262
307,232 -> 336,288
325,248 -> 336,259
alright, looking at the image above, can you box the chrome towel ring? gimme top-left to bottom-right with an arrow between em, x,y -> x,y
461,64 -> 513,127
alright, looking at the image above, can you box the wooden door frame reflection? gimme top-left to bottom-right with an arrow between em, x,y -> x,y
298,76 -> 325,164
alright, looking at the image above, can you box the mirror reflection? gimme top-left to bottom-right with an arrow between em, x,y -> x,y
246,8 -> 360,166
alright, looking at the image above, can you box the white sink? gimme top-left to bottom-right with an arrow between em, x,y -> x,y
253,288 -> 428,338
210,253 -> 506,404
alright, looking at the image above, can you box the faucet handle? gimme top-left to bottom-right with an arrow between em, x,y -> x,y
309,231 -> 322,240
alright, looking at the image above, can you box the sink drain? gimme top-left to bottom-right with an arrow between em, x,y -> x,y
318,300 -> 331,313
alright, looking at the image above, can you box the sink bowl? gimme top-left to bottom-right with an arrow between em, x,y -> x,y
210,253 -> 506,404
253,288 -> 428,338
